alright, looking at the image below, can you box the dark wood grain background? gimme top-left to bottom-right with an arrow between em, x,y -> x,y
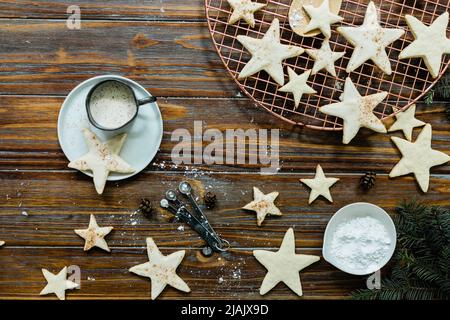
0,0 -> 449,300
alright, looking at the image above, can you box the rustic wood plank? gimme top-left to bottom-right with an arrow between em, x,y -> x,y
0,20 -> 236,97
1,96 -> 449,173
0,246 -> 365,300
0,171 -> 448,248
0,0 -> 447,24
0,18 -> 446,98
0,0 -> 205,20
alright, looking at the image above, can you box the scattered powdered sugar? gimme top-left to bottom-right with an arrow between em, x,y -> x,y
289,9 -> 304,28
127,210 -> 140,227
334,80 -> 344,91
232,267 -> 241,280
330,216 -> 392,273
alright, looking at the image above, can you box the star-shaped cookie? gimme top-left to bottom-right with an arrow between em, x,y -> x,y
237,18 -> 305,85
306,39 -> 345,76
337,1 -> 405,74
320,77 -> 388,144
129,237 -> 191,300
399,12 -> 450,78
243,187 -> 282,226
279,68 -> 316,109
389,124 -> 450,193
74,214 -> 113,252
388,104 -> 425,141
253,228 -> 320,296
68,128 -> 135,194
300,165 -> 339,204
40,267 -> 79,300
303,0 -> 343,39
227,0 -> 266,28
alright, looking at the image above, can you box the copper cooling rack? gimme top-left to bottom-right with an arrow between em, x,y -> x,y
205,0 -> 450,130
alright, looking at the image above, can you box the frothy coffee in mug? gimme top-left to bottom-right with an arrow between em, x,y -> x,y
89,81 -> 137,129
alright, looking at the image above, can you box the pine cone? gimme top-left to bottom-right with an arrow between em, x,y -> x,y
139,198 -> 153,217
204,192 -> 217,209
360,172 -> 376,190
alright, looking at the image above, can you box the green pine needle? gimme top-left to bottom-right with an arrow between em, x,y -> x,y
424,72 -> 450,120
425,90 -> 435,105
351,201 -> 450,300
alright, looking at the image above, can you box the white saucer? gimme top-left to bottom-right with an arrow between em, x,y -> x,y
58,75 -> 163,181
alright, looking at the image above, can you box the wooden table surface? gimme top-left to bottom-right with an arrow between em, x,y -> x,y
0,0 -> 449,300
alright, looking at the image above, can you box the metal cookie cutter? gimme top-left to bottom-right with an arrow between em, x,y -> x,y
160,181 -> 230,255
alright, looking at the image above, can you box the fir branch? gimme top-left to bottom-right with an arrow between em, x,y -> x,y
351,201 -> 450,300
411,263 -> 449,295
352,279 -> 440,300
438,246 -> 450,275
424,72 -> 450,106
425,90 -> 435,105
434,73 -> 450,99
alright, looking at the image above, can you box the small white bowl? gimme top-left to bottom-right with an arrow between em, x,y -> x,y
322,202 -> 397,275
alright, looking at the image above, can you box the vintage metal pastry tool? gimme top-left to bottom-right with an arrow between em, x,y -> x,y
160,181 -> 229,254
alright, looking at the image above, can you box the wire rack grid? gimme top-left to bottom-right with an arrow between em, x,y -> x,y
205,0 -> 450,130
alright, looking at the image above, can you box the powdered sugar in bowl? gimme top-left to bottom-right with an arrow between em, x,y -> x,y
322,202 -> 397,275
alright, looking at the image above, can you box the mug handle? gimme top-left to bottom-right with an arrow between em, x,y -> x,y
137,96 -> 157,106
